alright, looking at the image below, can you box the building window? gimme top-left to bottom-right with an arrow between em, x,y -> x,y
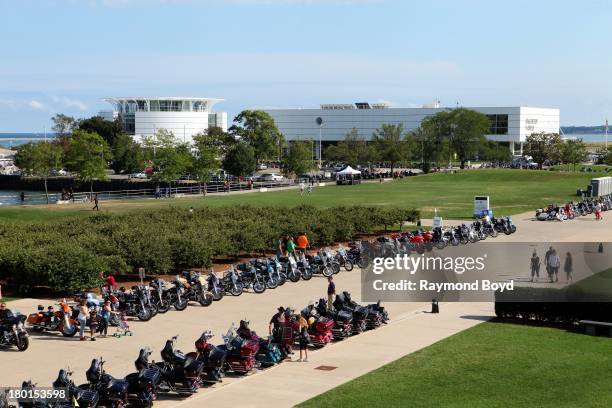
486,114 -> 508,135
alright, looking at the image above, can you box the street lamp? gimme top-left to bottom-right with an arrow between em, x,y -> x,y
316,117 -> 323,168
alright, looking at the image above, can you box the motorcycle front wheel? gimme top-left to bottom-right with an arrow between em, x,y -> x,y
288,271 -> 300,283
322,266 -> 333,277
174,299 -> 188,311
156,300 -> 170,314
199,293 -> 214,307
301,269 -> 313,280
61,323 -> 78,337
16,334 -> 29,351
357,258 -> 369,269
230,283 -> 244,296
137,307 -> 153,322
343,259 -> 354,272
253,281 -> 266,294
331,262 -> 341,274
212,288 -> 224,301
266,278 -> 279,289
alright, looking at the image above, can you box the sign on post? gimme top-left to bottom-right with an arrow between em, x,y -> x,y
474,196 -> 490,218
138,267 -> 146,284
432,216 -> 443,229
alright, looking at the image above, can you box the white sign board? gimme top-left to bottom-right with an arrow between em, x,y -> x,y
432,216 -> 443,229
474,196 -> 490,217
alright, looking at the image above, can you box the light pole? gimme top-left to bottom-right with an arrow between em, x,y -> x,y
316,117 -> 323,168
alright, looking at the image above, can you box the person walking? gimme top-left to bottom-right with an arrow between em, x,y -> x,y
549,249 -> 560,283
92,194 -> 99,211
296,232 -> 309,256
77,300 -> 90,341
275,235 -> 284,259
88,309 -> 98,341
544,246 -> 553,282
595,202 -> 603,221
99,300 -> 112,338
299,181 -> 305,195
269,306 -> 286,343
564,252 -> 573,284
327,276 -> 336,312
530,251 -> 540,282
286,236 -> 297,261
297,313 -> 309,362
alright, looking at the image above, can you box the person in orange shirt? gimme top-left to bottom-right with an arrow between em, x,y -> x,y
296,232 -> 309,256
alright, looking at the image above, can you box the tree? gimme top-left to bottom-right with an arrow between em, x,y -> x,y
448,108 -> 490,169
111,133 -> 144,174
79,116 -> 123,147
64,130 -> 112,193
191,131 -> 223,188
560,139 -> 589,171
229,110 -> 284,163
405,127 -> 445,173
371,124 -> 410,175
14,142 -> 63,204
206,126 -> 237,155
51,113 -> 78,137
146,130 -> 192,186
478,140 -> 512,164
524,132 -> 562,169
281,140 -> 315,177
222,142 -> 257,177
324,128 -> 376,167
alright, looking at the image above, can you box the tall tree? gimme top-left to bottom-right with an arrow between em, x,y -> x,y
524,132 -> 562,169
191,131 -> 223,188
560,138 -> 588,171
14,142 -> 63,204
79,115 -> 123,147
371,124 -> 410,175
222,142 -> 257,177
448,108 -> 490,169
281,140 -> 315,177
111,133 -> 144,174
51,113 -> 78,137
64,130 -> 112,193
229,110 -> 284,163
478,140 -> 512,164
324,128 -> 375,167
146,130 -> 192,186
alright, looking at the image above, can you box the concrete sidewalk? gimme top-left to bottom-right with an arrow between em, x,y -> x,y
157,302 -> 493,408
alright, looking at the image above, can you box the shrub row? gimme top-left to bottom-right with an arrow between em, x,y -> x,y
495,287 -> 612,324
0,205 -> 418,293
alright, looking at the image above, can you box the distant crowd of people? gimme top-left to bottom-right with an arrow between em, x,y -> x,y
530,246 -> 573,284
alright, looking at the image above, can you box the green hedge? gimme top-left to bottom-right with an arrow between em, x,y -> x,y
0,205 -> 418,293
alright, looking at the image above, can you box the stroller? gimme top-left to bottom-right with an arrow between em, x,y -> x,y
113,312 -> 132,337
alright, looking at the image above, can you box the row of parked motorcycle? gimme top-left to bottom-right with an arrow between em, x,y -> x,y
11,292 -> 389,408
3,216 -> 517,353
535,195 -> 612,221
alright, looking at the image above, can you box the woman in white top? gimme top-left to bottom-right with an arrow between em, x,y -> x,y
77,300 -> 90,341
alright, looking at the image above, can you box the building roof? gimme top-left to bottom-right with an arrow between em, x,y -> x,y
105,97 -> 223,102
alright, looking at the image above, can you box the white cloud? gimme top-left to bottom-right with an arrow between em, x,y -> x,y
51,96 -> 88,111
29,100 -> 45,110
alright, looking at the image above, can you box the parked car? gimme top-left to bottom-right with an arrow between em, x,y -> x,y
257,173 -> 283,182
257,163 -> 268,170
128,172 -> 148,179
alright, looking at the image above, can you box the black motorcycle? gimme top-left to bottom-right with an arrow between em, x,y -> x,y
149,279 -> 171,314
205,271 -> 224,301
333,292 -> 368,335
52,369 -> 100,408
166,278 -> 189,311
186,331 -> 227,384
157,336 -> 204,396
0,309 -> 29,351
236,263 -> 267,293
181,271 -> 214,306
82,358 -> 130,408
221,267 -> 244,296
107,287 -> 153,324
315,298 -> 353,339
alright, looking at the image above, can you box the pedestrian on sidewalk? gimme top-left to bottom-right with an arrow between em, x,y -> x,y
92,194 -> 99,211
77,300 -> 89,341
548,249 -> 560,283
299,181 -> 305,195
327,276 -> 336,312
296,232 -> 309,256
297,313 -> 309,362
530,251 -> 540,282
286,236 -> 297,261
564,252 -> 573,284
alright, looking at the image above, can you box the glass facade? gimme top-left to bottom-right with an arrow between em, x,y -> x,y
486,114 -> 508,135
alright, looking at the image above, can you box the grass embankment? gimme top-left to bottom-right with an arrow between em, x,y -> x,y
299,321 -> 612,408
0,169 -> 597,222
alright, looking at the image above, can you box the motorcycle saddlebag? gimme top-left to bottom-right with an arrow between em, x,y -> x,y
336,310 -> 353,322
208,347 -> 227,368
355,306 -> 369,320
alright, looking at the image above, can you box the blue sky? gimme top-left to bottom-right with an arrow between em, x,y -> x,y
1,0 -> 612,131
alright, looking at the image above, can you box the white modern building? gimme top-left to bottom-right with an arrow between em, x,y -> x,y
263,103 -> 560,155
101,97 -> 228,144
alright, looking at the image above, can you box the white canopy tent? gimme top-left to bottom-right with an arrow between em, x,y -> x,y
336,166 -> 361,176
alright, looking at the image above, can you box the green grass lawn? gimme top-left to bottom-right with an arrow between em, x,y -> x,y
299,321 -> 612,408
0,169 -> 596,222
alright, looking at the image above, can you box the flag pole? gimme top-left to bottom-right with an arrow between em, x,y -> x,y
606,118 -> 609,149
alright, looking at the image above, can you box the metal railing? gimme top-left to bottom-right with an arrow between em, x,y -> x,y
0,179 -> 312,207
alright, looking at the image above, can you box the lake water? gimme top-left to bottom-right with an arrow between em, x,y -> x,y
0,190 -> 59,206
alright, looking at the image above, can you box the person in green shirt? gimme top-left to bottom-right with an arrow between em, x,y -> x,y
286,236 -> 296,260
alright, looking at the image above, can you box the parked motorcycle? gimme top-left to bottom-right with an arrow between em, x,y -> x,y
52,369 -> 100,408
218,322 -> 260,374
185,331 -> 227,384
221,267 -> 244,296
149,279 -> 171,314
0,309 -> 29,351
26,301 -> 78,337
